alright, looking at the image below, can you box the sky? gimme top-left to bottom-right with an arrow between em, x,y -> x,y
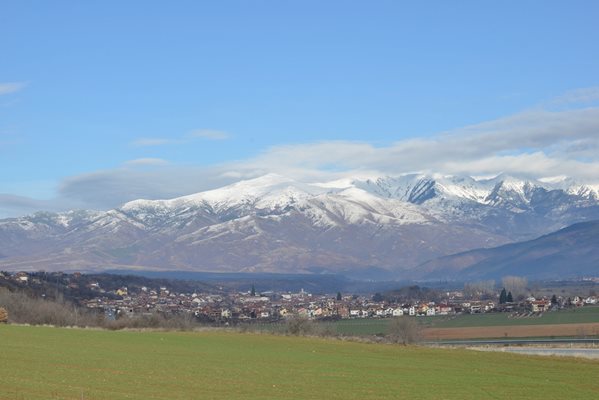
2,1 -> 599,217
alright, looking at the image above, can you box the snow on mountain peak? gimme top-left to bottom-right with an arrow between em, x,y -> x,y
4,171 -> 599,277
121,174 -> 331,216
117,172 -> 599,226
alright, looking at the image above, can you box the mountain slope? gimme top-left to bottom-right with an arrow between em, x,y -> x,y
418,220 -> 599,280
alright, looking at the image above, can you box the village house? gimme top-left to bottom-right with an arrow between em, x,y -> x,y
469,303 -> 482,313
584,296 -> 598,305
392,308 -> 404,316
15,272 -> 29,283
279,308 -> 290,318
530,300 -> 550,313
435,304 -> 453,315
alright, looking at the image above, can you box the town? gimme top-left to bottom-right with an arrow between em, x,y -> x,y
2,270 -> 597,324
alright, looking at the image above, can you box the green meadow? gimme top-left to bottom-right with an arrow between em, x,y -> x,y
1,324 -> 598,399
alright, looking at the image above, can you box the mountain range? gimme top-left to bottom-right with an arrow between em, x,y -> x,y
1,173 -> 598,280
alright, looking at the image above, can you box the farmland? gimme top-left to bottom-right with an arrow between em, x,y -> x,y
297,306 -> 599,337
427,306 -> 599,328
1,324 -> 599,399
423,322 -> 599,340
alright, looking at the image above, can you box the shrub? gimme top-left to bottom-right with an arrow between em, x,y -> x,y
387,317 -> 421,345
0,307 -> 8,323
285,316 -> 313,336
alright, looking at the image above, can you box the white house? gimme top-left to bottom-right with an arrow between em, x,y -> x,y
392,308 -> 404,317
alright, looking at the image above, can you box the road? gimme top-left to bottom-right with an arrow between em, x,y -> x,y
425,338 -> 599,346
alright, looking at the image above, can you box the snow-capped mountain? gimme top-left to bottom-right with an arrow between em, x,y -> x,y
1,173 -> 598,278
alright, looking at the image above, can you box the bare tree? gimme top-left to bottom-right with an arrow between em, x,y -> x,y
464,280 -> 495,299
502,276 -> 528,300
388,317 -> 421,345
285,315 -> 313,336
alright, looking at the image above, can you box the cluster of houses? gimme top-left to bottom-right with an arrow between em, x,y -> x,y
2,271 -> 598,323
81,285 -> 598,323
83,286 -> 498,321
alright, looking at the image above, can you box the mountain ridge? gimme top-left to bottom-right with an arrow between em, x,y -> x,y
417,220 -> 599,280
1,173 -> 598,278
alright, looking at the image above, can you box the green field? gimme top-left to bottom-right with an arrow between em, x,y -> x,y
1,325 -> 599,399
301,306 -> 599,336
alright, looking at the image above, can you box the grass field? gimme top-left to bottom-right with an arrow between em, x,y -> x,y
1,325 -> 599,399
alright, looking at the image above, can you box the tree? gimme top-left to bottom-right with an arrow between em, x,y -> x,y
551,294 -> 558,305
464,280 -> 495,299
336,292 -> 342,301
372,292 -> 384,302
499,288 -> 507,304
506,291 -> 513,303
250,284 -> 256,297
0,307 -> 8,323
387,317 -> 421,345
502,276 -> 527,300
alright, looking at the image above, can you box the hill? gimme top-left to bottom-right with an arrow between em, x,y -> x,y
419,220 -> 599,280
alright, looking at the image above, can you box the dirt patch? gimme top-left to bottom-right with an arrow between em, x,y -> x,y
422,322 -> 599,340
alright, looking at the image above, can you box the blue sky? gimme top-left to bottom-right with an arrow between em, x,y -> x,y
2,1 -> 599,216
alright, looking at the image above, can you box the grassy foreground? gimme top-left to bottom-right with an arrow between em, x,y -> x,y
1,325 -> 599,399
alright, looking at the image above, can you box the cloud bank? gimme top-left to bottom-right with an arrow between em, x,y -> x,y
3,93 -> 599,216
234,107 -> 599,181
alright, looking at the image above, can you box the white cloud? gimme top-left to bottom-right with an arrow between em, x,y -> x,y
550,86 -> 599,106
131,138 -> 174,147
0,82 -> 27,96
233,106 -> 599,183
124,158 -> 169,167
188,129 -> 229,140
132,129 -> 230,147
